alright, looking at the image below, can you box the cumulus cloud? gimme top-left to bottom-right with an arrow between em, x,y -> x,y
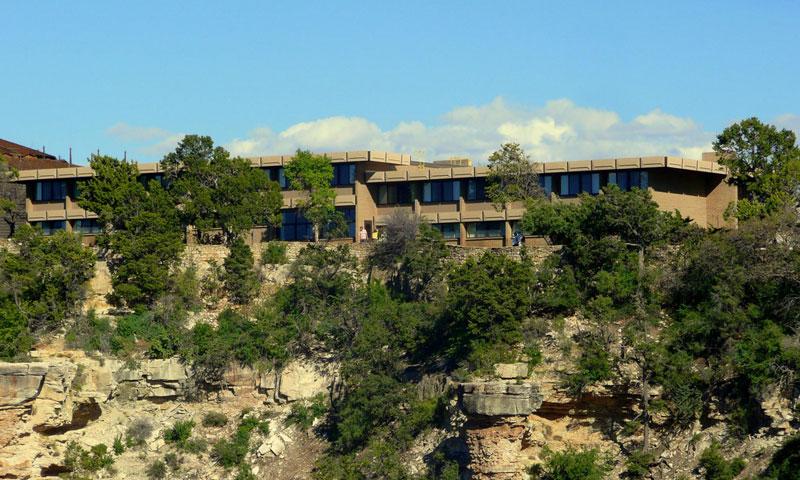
113,98 -> 767,163
775,114 -> 800,136
105,123 -> 183,158
224,97 -> 718,164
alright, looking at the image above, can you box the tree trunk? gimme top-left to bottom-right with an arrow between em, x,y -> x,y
313,224 -> 320,243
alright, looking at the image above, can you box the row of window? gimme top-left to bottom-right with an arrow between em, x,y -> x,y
539,170 -> 649,197
376,178 -> 488,205
432,221 -> 510,239
280,206 -> 356,241
264,164 -> 357,189
30,219 -> 101,235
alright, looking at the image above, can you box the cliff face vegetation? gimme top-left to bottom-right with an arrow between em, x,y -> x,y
1,130 -> 799,479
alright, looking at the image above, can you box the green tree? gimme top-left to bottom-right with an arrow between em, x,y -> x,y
283,149 -> 340,242
79,154 -> 185,307
160,135 -> 282,243
486,143 -> 542,209
0,155 -> 24,236
0,225 -> 95,333
713,117 -> 800,220
223,238 -> 259,304
530,447 -> 611,480
442,251 -> 535,368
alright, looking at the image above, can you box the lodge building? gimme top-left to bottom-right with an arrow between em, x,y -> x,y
7,149 -> 737,247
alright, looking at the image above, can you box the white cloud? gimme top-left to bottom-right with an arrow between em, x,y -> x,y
105,123 -> 184,158
114,98 -> 775,164
775,114 -> 800,137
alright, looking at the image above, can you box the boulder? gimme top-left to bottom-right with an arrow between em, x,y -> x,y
144,358 -> 189,382
278,361 -> 334,402
0,362 -> 48,406
460,382 -> 543,417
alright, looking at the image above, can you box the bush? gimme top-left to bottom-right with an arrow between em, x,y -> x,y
698,441 -> 746,480
530,447 -> 611,480
625,450 -> 655,479
126,418 -> 153,446
224,237 -> 259,304
761,434 -> 800,479
236,463 -> 257,480
203,411 -> 228,427
163,420 -> 195,450
211,416 -> 266,468
63,441 -> 115,477
113,435 -> 125,455
261,241 -> 288,265
285,393 -> 327,430
563,335 -> 613,396
146,459 -> 167,480
0,295 -> 32,361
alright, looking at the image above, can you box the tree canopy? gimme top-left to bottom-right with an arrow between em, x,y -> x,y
160,135 -> 282,243
713,117 -> 800,220
283,149 -> 341,242
486,142 -> 543,209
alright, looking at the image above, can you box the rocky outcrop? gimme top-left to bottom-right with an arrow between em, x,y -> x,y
0,362 -> 47,406
461,382 -> 543,417
278,361 -> 335,402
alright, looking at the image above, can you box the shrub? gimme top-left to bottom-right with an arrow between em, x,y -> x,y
285,393 -> 327,430
112,435 -> 125,455
183,437 -> 208,454
146,459 -> 167,480
698,441 -> 746,480
65,310 -> 113,354
530,447 -> 611,480
163,420 -> 195,449
126,418 -> 153,446
223,237 -> 259,304
624,450 -> 655,479
761,434 -> 800,479
63,441 -> 115,477
261,241 -> 288,265
563,335 -> 613,396
236,463 -> 257,480
0,295 -> 32,361
203,411 -> 228,427
211,416 -> 265,468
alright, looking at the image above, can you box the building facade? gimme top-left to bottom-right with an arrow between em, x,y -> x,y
9,150 -> 737,247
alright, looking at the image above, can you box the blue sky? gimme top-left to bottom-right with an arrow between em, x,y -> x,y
2,1 -> 799,164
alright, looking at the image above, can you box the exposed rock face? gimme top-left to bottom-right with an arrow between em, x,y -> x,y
0,362 -> 47,406
461,382 -> 543,417
494,362 -> 529,380
278,361 -> 335,402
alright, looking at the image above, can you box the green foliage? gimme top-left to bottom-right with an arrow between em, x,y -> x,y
163,420 -> 195,450
160,135 -> 282,242
187,308 -> 295,386
235,464 -> 257,480
67,310 -> 184,360
211,415 -> 265,469
486,142 -> 543,209
563,334 -> 613,396
0,224 -> 95,333
442,251 -> 535,366
285,393 -> 328,430
202,411 -> 228,428
261,241 -> 288,265
0,294 -> 32,360
698,441 -> 746,480
713,117 -> 800,220
112,435 -> 125,455
530,447 -> 611,480
0,155 -> 23,231
223,238 -> 259,304
760,434 -> 800,480
624,450 -> 655,479
79,154 -> 184,307
283,149 -> 340,241
63,441 -> 115,478
368,212 -> 449,301
145,459 -> 167,480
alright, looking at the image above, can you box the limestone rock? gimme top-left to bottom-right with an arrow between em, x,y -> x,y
460,382 -> 543,417
144,358 -> 189,382
0,362 -> 48,406
278,361 -> 334,402
494,363 -> 529,380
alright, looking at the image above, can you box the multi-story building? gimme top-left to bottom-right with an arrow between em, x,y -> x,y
9,150 -> 737,247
